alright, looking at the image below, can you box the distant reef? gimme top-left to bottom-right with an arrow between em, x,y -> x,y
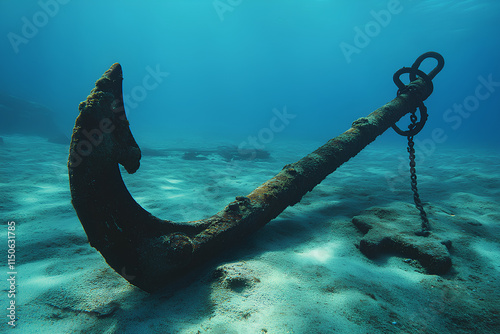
141,145 -> 271,162
0,92 -> 69,145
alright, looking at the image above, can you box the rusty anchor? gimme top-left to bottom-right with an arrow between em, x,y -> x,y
68,52 -> 444,292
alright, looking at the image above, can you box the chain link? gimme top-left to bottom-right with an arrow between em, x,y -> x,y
406,109 -> 431,237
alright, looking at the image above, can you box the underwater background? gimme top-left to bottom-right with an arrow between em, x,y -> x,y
1,0 -> 499,148
1,1 -> 499,333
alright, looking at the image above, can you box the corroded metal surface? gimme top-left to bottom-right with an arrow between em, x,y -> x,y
69,62 -> 436,292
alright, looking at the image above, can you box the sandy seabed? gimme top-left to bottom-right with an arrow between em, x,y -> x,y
0,134 -> 499,333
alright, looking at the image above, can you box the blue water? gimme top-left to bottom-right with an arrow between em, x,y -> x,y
1,2 -> 500,332
1,0 -> 499,148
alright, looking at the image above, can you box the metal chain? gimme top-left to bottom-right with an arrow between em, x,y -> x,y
392,52 -> 445,237
407,109 -> 431,237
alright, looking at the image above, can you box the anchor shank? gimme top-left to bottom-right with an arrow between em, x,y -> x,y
192,78 -> 432,256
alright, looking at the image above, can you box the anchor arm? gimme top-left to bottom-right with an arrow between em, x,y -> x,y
69,62 -> 437,292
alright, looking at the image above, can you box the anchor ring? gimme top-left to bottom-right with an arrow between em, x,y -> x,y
410,51 -> 445,81
392,67 -> 431,137
393,67 -> 433,96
